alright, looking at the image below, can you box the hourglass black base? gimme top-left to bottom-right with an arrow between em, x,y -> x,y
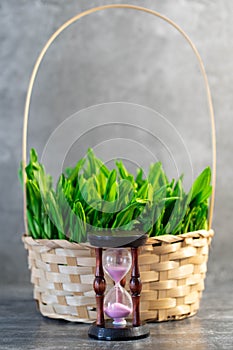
88,321 -> 150,341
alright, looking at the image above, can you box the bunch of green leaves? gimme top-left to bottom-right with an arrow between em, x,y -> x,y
19,149 -> 86,242
64,149 -> 146,232
19,148 -> 212,243
19,149 -> 63,240
141,166 -> 212,236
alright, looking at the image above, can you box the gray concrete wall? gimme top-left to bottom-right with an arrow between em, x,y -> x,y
0,0 -> 232,286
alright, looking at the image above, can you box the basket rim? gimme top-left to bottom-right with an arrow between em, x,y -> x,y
22,229 -> 214,249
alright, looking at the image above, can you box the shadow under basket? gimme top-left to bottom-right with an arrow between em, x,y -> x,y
23,229 -> 214,323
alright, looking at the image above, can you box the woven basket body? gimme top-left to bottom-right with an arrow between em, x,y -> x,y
23,229 -> 214,323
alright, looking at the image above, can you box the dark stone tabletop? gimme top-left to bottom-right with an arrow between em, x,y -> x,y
0,281 -> 232,350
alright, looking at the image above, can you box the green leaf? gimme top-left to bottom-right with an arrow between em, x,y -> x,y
70,201 -> 86,242
67,158 -> 86,183
116,160 -> 136,188
82,177 -> 102,205
30,148 -> 38,163
137,181 -> 149,200
27,209 -> 38,238
116,180 -> 134,210
189,167 -> 211,202
165,195 -> 188,234
84,148 -> 110,179
148,162 -> 163,191
95,159 -> 110,178
192,186 -> 212,207
44,191 -> 65,239
87,148 -> 97,175
112,202 -> 145,229
96,171 -> 107,197
135,167 -> 145,188
116,160 -> 129,179
104,169 -> 117,202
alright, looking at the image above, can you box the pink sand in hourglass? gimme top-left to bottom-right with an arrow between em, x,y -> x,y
105,266 -> 128,283
104,302 -> 132,319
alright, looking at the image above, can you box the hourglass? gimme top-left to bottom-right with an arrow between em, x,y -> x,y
88,231 -> 150,341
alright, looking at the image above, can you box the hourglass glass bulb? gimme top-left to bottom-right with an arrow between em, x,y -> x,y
103,248 -> 132,325
104,284 -> 132,325
103,248 -> 132,281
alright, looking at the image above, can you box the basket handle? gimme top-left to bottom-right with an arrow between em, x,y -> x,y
22,4 -> 216,234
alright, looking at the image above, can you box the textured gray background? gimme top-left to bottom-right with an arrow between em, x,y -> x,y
0,0 -> 232,287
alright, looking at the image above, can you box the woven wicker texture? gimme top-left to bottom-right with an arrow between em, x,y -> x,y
23,229 -> 214,323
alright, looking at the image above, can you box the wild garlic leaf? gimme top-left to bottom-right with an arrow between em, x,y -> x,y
189,167 -> 211,202
135,167 -> 145,189
67,158 -> 86,183
104,169 -> 117,202
149,162 -> 168,198
112,202 -> 145,229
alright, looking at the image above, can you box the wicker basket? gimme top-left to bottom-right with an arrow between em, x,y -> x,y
22,5 -> 216,323
23,229 -> 214,322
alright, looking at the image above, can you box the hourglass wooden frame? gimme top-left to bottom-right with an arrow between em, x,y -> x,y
88,232 -> 150,341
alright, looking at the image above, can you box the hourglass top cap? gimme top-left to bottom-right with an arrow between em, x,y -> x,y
87,231 -> 148,248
